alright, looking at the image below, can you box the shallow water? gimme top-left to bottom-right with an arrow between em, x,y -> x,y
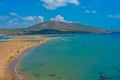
0,36 -> 10,40
18,34 -> 120,80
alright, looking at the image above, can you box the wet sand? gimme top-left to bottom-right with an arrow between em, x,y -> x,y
0,36 -> 51,80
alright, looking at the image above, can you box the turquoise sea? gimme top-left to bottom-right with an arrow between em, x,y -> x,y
18,34 -> 120,80
0,36 -> 10,40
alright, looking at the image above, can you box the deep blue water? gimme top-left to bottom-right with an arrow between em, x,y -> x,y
18,34 -> 120,80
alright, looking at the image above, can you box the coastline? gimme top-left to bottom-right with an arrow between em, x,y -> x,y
0,35 -> 51,80
9,46 -> 36,80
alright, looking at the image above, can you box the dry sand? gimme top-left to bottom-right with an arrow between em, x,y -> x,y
0,36 -> 51,80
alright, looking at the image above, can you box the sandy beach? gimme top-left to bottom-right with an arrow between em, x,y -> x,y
0,36 -> 50,80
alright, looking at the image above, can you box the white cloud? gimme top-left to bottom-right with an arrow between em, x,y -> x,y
9,12 -> 45,22
85,10 -> 97,14
50,15 -> 72,23
41,0 -> 80,10
21,16 -> 44,22
0,13 -> 45,28
38,16 -> 44,22
108,14 -> 120,19
22,16 -> 35,21
10,12 -> 35,21
51,15 -> 65,22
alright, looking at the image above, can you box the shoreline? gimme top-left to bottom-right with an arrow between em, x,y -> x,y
9,42 -> 48,80
9,46 -> 35,80
0,35 -> 51,80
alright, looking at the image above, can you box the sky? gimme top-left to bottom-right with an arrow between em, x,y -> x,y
0,0 -> 120,30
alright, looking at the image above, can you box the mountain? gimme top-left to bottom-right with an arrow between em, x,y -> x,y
24,20 -> 106,35
0,20 -> 106,35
